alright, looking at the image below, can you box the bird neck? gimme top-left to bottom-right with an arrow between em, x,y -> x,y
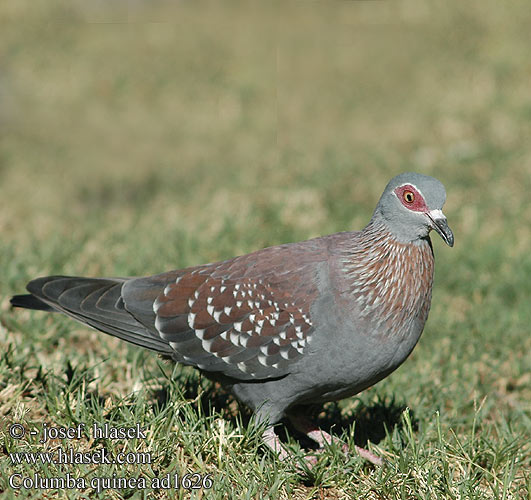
339,218 -> 435,336
370,206 -> 431,245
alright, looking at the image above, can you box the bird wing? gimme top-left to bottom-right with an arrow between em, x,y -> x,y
124,241 -> 325,380
22,240 -> 326,381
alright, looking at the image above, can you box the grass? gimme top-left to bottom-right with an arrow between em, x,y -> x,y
1,0 -> 530,498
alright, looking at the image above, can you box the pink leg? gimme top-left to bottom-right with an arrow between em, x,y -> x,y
288,414 -> 384,466
262,426 -> 290,461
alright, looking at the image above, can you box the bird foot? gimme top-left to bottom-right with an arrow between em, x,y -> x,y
299,453 -> 319,470
353,445 -> 384,466
262,419 -> 384,470
262,427 -> 321,470
287,413 -> 384,466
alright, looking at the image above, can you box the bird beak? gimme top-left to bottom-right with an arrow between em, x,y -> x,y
426,209 -> 454,247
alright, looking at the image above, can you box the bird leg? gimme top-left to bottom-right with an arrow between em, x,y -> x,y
262,426 -> 291,461
287,414 -> 384,466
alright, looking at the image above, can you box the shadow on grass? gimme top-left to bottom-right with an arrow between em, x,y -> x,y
151,369 -> 416,451
151,372 -> 253,424
278,397 -> 416,451
46,361 -> 415,456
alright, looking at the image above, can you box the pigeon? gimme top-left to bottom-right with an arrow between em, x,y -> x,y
11,172 -> 453,466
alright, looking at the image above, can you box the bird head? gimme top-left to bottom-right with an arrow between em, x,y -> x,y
374,172 -> 454,247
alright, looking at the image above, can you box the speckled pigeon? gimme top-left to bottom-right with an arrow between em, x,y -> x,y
11,172 -> 453,466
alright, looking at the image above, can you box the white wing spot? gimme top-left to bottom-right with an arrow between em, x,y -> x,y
201,338 -> 215,352
230,331 -> 239,345
259,344 -> 271,355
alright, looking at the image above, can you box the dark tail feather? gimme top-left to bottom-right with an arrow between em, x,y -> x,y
11,275 -> 174,355
10,294 -> 56,311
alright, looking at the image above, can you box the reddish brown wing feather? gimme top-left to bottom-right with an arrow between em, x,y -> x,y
135,243 -> 325,380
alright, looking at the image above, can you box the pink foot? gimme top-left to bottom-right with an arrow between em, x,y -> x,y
262,427 -> 321,470
354,445 -> 384,466
262,417 -> 385,469
288,413 -> 384,466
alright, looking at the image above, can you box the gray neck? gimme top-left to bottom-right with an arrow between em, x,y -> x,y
370,206 -> 430,246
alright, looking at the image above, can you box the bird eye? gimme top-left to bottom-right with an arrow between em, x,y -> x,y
403,191 -> 415,204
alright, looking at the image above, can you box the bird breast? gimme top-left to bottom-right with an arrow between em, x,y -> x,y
341,231 -> 435,342
292,231 -> 436,400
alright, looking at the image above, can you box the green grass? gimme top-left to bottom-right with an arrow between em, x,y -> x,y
1,1 -> 530,498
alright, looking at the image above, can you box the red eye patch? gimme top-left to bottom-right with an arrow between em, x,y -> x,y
394,185 -> 428,212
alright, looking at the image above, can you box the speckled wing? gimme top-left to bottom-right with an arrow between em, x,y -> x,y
123,243 -> 324,380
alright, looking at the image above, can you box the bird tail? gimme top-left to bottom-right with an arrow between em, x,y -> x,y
10,275 -> 174,355
10,294 -> 56,311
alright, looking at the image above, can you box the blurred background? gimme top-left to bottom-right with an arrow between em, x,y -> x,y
1,0 -> 529,496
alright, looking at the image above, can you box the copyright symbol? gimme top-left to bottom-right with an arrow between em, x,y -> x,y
9,424 -> 25,439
